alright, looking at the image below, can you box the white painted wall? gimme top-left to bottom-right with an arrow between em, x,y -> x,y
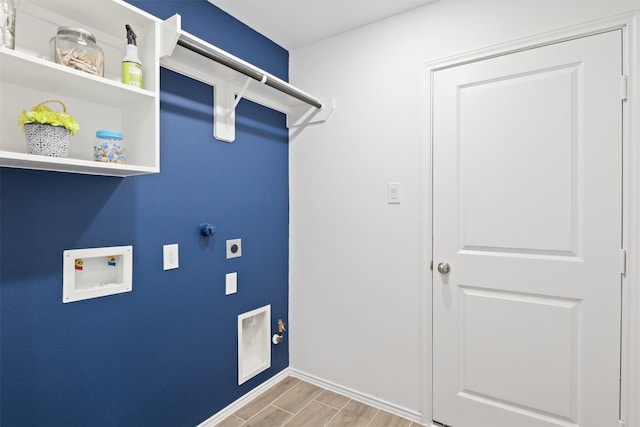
289,0 -> 640,419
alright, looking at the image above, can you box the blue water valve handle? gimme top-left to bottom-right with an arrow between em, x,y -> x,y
200,223 -> 216,236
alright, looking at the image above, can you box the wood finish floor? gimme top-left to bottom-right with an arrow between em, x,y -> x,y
216,376 -> 422,427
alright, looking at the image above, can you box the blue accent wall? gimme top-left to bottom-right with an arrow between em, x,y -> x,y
0,2 -> 289,426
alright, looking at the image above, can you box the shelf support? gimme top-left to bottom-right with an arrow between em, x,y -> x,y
214,84 -> 236,142
228,77 -> 253,118
287,98 -> 336,128
216,76 -> 257,142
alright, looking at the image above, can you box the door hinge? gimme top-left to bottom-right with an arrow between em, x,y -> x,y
620,75 -> 628,101
430,260 -> 433,271
620,248 -> 627,276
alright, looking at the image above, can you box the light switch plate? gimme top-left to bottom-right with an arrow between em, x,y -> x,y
226,239 -> 242,259
226,272 -> 237,295
387,182 -> 401,204
163,244 -> 179,270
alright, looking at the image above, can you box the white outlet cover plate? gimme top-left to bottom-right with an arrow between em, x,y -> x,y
163,244 -> 179,270
226,272 -> 237,295
226,239 -> 242,259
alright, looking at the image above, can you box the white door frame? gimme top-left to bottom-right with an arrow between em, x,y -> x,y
422,12 -> 640,427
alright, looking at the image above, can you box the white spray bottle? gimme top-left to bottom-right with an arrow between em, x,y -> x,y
122,24 -> 142,88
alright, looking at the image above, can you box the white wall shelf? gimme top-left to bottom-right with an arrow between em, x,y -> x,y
159,14 -> 334,142
0,0 -> 160,176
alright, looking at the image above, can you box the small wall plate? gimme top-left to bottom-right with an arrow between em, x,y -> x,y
226,238 -> 242,259
63,245 -> 133,303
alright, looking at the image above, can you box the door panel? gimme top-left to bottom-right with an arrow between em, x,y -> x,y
460,286 -> 579,419
432,30 -> 622,427
459,65 -> 578,256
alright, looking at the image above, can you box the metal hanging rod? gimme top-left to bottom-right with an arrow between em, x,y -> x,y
177,36 -> 323,110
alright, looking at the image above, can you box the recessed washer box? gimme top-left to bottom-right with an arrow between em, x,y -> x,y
63,245 -> 133,303
238,305 -> 271,384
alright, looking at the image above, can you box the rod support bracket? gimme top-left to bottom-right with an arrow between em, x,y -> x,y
287,98 -> 336,128
214,85 -> 236,142
225,77 -> 252,119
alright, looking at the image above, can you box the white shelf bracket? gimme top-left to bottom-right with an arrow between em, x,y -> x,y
215,77 -> 256,142
214,84 -> 236,143
228,77 -> 253,116
287,98 -> 336,128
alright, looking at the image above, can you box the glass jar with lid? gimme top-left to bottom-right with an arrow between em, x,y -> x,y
50,27 -> 104,76
94,130 -> 125,163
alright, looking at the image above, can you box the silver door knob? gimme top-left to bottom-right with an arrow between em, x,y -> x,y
437,262 -> 451,275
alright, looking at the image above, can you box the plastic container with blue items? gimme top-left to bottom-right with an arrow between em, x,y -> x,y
94,130 -> 124,163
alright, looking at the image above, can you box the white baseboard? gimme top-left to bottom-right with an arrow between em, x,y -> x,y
196,368 -> 291,427
289,368 -> 422,424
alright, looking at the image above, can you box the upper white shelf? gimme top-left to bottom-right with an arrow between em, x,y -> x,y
1,48 -> 155,107
159,14 -> 334,142
0,0 -> 160,176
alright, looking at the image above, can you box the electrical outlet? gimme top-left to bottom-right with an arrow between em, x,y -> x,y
226,238 -> 242,259
163,244 -> 179,270
225,272 -> 237,295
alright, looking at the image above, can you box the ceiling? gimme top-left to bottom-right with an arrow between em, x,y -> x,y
208,0 -> 437,50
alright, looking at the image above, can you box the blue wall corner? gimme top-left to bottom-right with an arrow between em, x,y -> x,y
0,1 -> 289,426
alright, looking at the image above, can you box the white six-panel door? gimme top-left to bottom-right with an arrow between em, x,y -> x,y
432,30 -> 623,427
